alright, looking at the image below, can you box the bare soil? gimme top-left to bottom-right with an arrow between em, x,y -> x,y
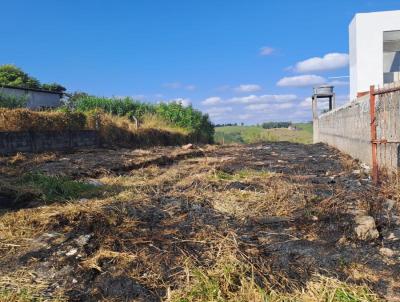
0,143 -> 399,301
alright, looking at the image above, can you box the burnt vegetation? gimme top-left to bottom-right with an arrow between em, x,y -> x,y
0,143 -> 399,301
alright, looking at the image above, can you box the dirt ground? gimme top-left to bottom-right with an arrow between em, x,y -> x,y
0,143 -> 399,301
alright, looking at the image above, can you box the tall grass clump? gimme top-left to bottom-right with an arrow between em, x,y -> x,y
72,95 -> 156,119
69,95 -> 214,143
156,102 -> 214,143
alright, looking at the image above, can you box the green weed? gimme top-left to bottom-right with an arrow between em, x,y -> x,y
21,173 -> 98,202
0,288 -> 46,302
214,169 -> 271,181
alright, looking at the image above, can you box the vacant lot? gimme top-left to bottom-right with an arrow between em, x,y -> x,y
214,123 -> 313,144
0,143 -> 399,301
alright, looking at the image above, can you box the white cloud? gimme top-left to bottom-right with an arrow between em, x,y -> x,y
132,94 -> 146,100
114,94 -> 146,100
245,104 -> 269,111
234,84 -> 262,93
163,82 -> 182,89
260,46 -> 275,56
294,53 -> 349,73
328,80 -> 349,86
216,85 -> 231,92
169,98 -> 191,107
277,75 -> 326,87
275,102 -> 294,109
185,84 -> 196,91
238,114 -> 253,120
245,102 -> 294,111
163,82 -> 196,90
206,106 -> 233,118
202,96 -> 223,106
300,97 -> 312,108
299,94 -> 350,110
202,94 -> 297,106
228,94 -> 297,104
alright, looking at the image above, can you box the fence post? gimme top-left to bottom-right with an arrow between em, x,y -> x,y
370,85 -> 379,184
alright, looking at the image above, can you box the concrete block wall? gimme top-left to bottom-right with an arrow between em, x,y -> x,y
0,130 -> 99,155
315,93 -> 400,173
314,96 -> 372,166
375,92 -> 400,171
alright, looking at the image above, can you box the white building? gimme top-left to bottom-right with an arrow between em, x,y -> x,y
349,10 -> 400,100
0,85 -> 63,109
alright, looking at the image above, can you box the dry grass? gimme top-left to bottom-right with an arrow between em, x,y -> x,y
141,113 -> 189,135
0,269 -> 66,302
0,143 -> 393,301
0,109 -> 192,148
171,256 -> 382,302
86,111 -> 191,147
0,109 -> 86,132
205,169 -> 307,218
270,274 -> 381,302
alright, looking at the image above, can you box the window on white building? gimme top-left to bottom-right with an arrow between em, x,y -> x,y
383,30 -> 400,84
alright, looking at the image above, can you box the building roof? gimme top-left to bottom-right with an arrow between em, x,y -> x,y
0,85 -> 64,95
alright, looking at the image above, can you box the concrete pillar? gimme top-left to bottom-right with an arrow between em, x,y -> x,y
312,96 -> 319,143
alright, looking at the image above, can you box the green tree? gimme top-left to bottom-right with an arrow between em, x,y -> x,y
0,64 -> 41,89
41,83 -> 66,93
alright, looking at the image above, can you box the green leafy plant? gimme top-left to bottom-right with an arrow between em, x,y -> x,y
41,82 -> 66,93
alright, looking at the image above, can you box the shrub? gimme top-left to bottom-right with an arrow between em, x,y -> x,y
0,93 -> 28,108
262,121 -> 292,129
0,64 -> 66,93
41,83 -> 66,93
0,64 -> 41,89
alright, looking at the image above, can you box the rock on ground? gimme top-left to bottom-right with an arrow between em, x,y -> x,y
354,215 -> 380,241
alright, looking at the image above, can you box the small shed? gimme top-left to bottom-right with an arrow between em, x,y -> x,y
0,85 -> 63,109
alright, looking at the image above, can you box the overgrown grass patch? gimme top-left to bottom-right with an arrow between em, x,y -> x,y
172,258 -> 267,302
20,173 -> 98,202
172,260 -> 382,302
0,288 -> 49,302
213,169 -> 272,181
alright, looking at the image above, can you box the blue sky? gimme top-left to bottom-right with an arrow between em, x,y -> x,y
1,1 -> 399,124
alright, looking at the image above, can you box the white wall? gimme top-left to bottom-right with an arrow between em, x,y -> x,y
0,87 -> 62,108
349,10 -> 400,100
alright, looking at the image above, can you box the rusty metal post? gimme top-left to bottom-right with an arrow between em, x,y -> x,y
370,85 -> 378,183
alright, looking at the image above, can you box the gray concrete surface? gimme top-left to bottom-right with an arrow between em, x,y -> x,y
314,93 -> 400,173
